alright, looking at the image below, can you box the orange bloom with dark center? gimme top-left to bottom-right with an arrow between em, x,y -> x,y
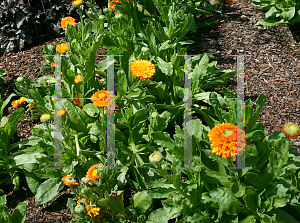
29,104 -> 34,109
207,123 -> 247,159
109,0 -> 133,12
86,163 -> 105,182
282,123 -> 300,140
56,43 -> 68,53
51,62 -> 56,67
61,17 -> 76,30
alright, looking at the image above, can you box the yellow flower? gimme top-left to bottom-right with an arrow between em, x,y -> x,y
91,90 -> 108,107
130,59 -> 155,80
282,123 -> 300,140
72,0 -> 82,6
40,114 -> 51,122
55,109 -> 66,117
207,123 -> 247,159
86,164 -> 104,182
61,175 -> 78,186
74,75 -> 82,84
87,207 -> 101,217
61,17 -> 76,30
51,62 -> 56,67
56,43 -> 68,53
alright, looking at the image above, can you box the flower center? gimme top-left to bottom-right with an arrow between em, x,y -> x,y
92,169 -> 97,177
152,153 -> 160,159
66,177 -> 75,183
222,128 -> 234,137
285,123 -> 299,135
98,93 -> 106,98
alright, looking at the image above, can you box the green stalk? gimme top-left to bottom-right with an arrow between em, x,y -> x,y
46,123 -> 54,145
75,133 -> 80,156
77,6 -> 85,65
275,138 -> 290,177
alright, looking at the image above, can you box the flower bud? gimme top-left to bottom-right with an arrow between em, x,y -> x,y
99,14 -> 105,22
151,112 -> 158,118
16,77 -> 23,82
103,7 -> 111,17
141,47 -> 150,53
149,152 -> 163,164
115,13 -> 123,20
75,205 -> 85,213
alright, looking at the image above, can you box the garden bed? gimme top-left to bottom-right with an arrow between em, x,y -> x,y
0,0 -> 300,222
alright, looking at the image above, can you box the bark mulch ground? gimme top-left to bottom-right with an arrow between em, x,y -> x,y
0,0 -> 300,222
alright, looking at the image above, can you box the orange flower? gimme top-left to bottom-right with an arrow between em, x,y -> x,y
215,0 -> 232,6
130,59 -> 155,80
282,123 -> 300,140
61,175 -> 78,186
87,207 -> 101,217
56,43 -> 68,53
207,123 -> 247,159
77,196 -> 87,205
51,62 -> 56,67
109,0 -> 133,12
74,75 -> 82,84
56,109 -> 66,117
91,90 -> 108,107
29,104 -> 34,109
61,17 -> 76,30
86,164 -> 104,182
73,95 -> 81,108
11,97 -> 26,107
72,0 -> 82,6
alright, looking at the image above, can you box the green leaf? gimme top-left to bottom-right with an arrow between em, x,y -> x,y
243,186 -> 259,218
8,108 -> 24,126
209,187 -> 240,215
148,188 -> 177,199
267,208 -> 299,223
23,169 -> 40,195
147,206 -> 182,223
152,132 -> 175,150
133,191 -> 153,213
62,100 -> 88,133
108,191 -> 125,215
157,57 -> 173,76
246,94 -> 266,133
129,108 -> 148,128
282,7 -> 295,21
0,93 -> 16,119
35,178 -> 64,205
11,202 -> 27,223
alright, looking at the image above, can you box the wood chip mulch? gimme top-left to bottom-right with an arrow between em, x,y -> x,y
0,0 -> 300,222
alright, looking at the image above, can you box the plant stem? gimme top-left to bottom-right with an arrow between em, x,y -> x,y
46,123 -> 54,145
75,133 -> 80,156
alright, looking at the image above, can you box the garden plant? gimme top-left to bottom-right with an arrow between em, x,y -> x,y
1,0 -> 300,222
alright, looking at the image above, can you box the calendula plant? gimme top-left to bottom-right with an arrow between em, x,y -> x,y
252,0 -> 300,27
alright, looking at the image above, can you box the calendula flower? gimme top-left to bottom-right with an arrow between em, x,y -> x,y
207,122 -> 247,159
73,95 -> 81,108
56,43 -> 68,53
51,62 -> 56,67
61,175 -> 78,186
29,104 -> 34,109
91,90 -> 108,107
61,17 -> 76,30
87,207 -> 101,217
16,76 -> 23,82
77,196 -> 87,205
109,0 -> 133,12
72,0 -> 82,6
11,97 -> 26,107
86,163 -> 104,182
75,205 -> 85,213
56,109 -> 66,117
130,59 -> 156,80
282,123 -> 300,140
74,75 -> 82,84
40,114 -> 51,122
